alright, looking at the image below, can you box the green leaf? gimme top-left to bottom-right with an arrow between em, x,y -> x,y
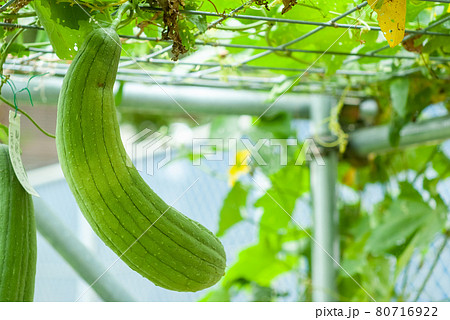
186,14 -> 208,33
390,78 -> 410,118
223,242 -> 293,287
396,203 -> 446,274
431,151 -> 450,177
398,181 -> 423,201
7,43 -> 29,58
365,200 -> 430,255
407,0 -> 437,21
256,192 -> 293,232
217,182 -> 249,237
254,112 -> 292,139
33,0 -> 102,59
389,114 -> 408,147
199,287 -> 231,302
256,164 -> 308,237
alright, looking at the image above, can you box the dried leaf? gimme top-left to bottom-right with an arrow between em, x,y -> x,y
402,34 -> 422,53
158,0 -> 188,60
281,0 -> 298,14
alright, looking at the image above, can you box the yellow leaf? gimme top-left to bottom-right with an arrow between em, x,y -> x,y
447,4 -> 450,13
228,150 -> 251,186
369,0 -> 406,48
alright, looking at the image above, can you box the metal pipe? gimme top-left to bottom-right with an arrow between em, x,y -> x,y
310,95 -> 339,302
119,82 -> 312,117
2,75 -> 312,118
33,198 -> 137,302
3,62 -> 284,85
348,115 -> 450,156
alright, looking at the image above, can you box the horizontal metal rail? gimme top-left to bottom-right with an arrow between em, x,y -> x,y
348,116 -> 450,156
2,74 -> 315,118
3,62 -> 286,84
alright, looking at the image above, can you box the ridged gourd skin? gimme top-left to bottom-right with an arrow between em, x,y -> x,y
56,27 -> 226,292
0,144 -> 37,301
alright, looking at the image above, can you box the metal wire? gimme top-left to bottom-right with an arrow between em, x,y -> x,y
189,1 -> 371,78
0,0 -> 18,13
138,6 -> 450,37
0,22 -> 42,29
4,23 -> 449,64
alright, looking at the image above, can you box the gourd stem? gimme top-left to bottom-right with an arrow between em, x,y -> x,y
111,2 -> 133,30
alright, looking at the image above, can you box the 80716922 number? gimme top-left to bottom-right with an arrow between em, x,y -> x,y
375,307 -> 438,317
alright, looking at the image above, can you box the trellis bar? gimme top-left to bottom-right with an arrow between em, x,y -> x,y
310,95 -> 339,301
348,115 -> 450,156
2,68 -> 367,95
2,75 -> 313,117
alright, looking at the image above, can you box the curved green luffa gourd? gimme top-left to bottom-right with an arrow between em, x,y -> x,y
56,27 -> 226,292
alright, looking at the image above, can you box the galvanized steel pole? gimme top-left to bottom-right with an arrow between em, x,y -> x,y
310,96 -> 339,301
